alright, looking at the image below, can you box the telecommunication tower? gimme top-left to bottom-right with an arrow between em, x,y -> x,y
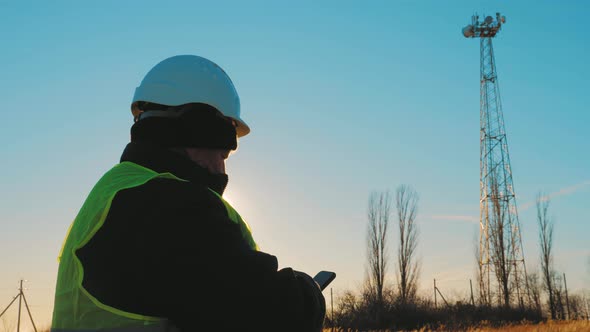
463,13 -> 529,307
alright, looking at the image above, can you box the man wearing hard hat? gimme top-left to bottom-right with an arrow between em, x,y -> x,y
51,55 -> 326,332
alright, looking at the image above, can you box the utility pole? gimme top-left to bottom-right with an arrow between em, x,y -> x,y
0,279 -> 38,332
470,279 -> 475,306
585,295 -> 589,320
434,279 -> 437,308
330,287 -> 334,332
563,273 -> 570,320
463,13 -> 529,307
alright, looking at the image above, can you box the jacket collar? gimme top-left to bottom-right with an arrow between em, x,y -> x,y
120,142 -> 229,195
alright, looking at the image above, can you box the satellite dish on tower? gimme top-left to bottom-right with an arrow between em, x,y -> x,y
462,25 -> 475,38
484,16 -> 494,24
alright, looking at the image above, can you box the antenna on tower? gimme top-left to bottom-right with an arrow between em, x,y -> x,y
0,279 -> 38,332
462,12 -> 505,38
463,13 -> 530,307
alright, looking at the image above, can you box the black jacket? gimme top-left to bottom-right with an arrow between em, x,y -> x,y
76,142 -> 323,331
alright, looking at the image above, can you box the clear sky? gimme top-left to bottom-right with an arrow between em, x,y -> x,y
1,0 -> 589,330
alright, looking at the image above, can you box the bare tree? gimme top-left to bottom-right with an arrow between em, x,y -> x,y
526,270 -> 542,314
552,273 -> 566,320
488,178 -> 514,306
537,192 -> 556,319
474,231 -> 489,305
366,190 -> 392,319
395,184 -> 420,305
567,293 -> 586,320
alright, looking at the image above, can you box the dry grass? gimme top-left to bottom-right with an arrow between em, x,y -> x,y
323,320 -> 590,332
464,320 -> 590,332
413,320 -> 590,332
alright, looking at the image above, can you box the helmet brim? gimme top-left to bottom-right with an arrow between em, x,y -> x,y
234,118 -> 250,137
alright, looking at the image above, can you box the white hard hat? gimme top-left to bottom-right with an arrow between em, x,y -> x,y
131,55 -> 250,137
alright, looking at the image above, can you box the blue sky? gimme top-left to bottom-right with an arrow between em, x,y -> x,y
1,1 -> 589,329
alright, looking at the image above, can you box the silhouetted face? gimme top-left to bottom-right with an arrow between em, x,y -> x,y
184,148 -> 232,174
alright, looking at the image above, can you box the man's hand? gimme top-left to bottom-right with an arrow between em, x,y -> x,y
293,270 -> 326,332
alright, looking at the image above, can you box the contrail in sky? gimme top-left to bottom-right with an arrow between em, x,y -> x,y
518,180 -> 590,212
431,180 -> 590,223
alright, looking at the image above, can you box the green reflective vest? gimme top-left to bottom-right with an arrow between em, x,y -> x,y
51,161 -> 257,331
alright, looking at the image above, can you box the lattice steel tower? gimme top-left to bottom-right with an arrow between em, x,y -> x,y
463,13 -> 528,307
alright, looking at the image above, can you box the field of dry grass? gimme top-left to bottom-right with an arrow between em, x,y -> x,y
322,320 -> 590,332
461,320 -> 590,332
413,320 -> 590,331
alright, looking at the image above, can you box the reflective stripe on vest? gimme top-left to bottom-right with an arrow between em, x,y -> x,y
52,161 -> 257,331
208,189 -> 258,251
51,321 -> 179,332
